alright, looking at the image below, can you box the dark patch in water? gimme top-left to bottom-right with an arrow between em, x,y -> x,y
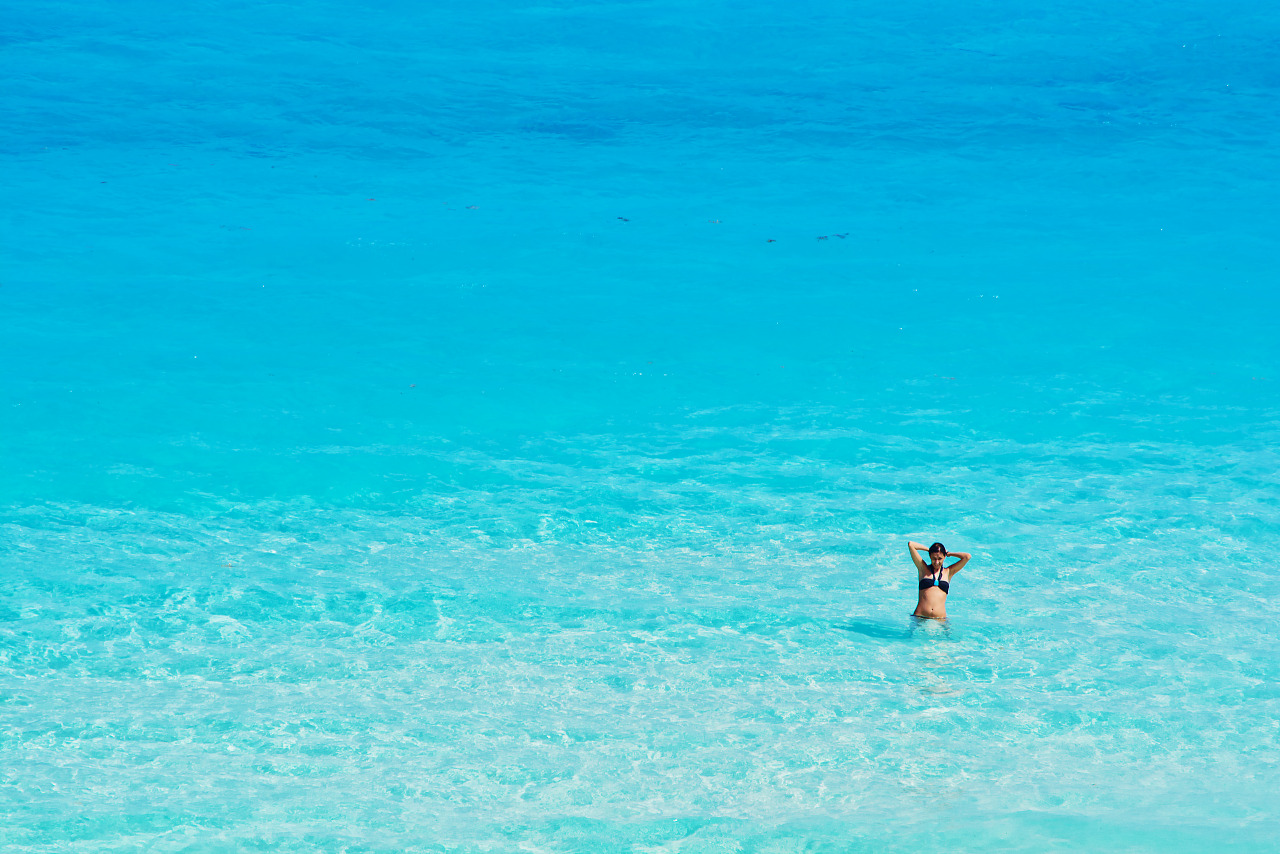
834,619 -> 911,640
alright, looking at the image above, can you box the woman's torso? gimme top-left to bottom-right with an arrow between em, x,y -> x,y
913,567 -> 951,619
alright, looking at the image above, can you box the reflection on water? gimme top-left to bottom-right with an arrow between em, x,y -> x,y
910,618 -> 964,697
909,615 -> 954,641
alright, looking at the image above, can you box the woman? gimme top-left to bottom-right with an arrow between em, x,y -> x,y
908,540 -> 971,620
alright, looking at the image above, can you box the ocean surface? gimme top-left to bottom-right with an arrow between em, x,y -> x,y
3,1 -> 1279,851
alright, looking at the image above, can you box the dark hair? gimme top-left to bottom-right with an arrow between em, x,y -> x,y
929,542 -> 947,556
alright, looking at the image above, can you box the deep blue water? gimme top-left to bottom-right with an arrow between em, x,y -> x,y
3,1 -> 1279,851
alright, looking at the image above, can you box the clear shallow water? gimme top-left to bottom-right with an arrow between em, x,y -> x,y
3,1 -> 1279,851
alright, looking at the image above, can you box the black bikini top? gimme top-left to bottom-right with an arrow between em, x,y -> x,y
919,572 -> 950,594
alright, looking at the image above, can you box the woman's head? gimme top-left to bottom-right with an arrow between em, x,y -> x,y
928,543 -> 947,561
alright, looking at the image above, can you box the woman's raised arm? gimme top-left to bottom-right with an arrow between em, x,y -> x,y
907,541 -> 929,572
946,552 -> 972,575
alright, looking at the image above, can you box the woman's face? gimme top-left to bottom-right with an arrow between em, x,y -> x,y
929,550 -> 945,564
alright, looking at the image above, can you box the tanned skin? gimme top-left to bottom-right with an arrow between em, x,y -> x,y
908,540 -> 971,620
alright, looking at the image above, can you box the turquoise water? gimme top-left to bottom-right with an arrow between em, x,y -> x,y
4,1 -> 1279,851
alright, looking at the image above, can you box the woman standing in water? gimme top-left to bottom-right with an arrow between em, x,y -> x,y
908,540 -> 971,620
